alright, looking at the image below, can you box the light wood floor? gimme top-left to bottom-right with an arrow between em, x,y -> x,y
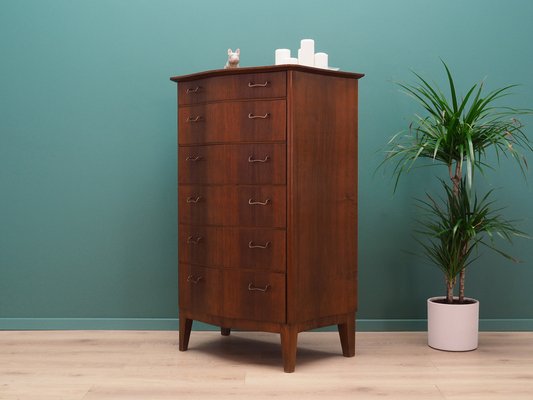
1,330 -> 532,399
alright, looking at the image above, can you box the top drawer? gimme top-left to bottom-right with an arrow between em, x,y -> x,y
178,72 -> 286,105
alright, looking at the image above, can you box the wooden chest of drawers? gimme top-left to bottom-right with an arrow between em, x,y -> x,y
171,65 -> 363,372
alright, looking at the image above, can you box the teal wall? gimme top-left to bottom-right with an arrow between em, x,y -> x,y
1,0 -> 533,330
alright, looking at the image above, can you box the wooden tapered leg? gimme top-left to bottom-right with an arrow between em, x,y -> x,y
280,324 -> 298,373
221,327 -> 231,336
337,313 -> 356,357
179,317 -> 193,351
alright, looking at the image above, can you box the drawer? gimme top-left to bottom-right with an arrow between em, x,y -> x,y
179,143 -> 286,185
179,264 -> 222,316
178,99 -> 286,144
223,270 -> 286,323
179,185 -> 286,228
179,226 -> 286,272
178,72 -> 286,105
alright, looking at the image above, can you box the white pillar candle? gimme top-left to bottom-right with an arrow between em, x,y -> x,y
301,39 -> 314,53
280,57 -> 298,65
314,52 -> 328,69
275,48 -> 291,65
299,39 -> 315,66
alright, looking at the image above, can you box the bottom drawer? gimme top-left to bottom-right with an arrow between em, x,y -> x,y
179,265 -> 222,316
223,270 -> 286,323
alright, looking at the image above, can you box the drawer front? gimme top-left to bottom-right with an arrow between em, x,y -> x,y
178,99 -> 286,144
179,143 -> 286,185
179,226 -> 286,272
178,72 -> 286,105
223,270 -> 286,323
179,185 -> 286,228
179,264 -> 222,316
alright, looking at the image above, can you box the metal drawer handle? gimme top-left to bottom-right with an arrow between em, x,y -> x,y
248,113 -> 270,119
248,155 -> 270,163
248,283 -> 271,292
248,198 -> 270,206
186,196 -> 202,204
248,81 -> 269,88
186,155 -> 203,161
187,236 -> 203,245
186,116 -> 202,122
186,86 -> 201,94
187,275 -> 203,284
248,241 -> 271,249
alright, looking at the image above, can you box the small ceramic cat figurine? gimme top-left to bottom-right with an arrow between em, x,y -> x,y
225,48 -> 240,69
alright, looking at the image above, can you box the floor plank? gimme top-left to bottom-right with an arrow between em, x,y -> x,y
0,331 -> 532,399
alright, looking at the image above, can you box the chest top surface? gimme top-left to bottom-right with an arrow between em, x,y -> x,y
170,65 -> 364,83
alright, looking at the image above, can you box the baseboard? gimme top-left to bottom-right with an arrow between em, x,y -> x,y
0,318 -> 178,330
1,318 -> 532,331
478,319 -> 533,331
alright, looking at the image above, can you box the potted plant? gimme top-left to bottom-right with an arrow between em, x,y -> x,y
384,61 -> 532,351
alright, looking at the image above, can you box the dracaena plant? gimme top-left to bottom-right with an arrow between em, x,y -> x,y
384,61 -> 532,303
416,179 -> 525,304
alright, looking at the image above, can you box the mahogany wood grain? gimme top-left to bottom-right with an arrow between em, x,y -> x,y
293,313 -> 355,333
280,324 -> 298,373
223,270 -> 286,323
177,311 -> 355,338
220,327 -> 231,336
178,309 -> 284,334
171,64 -> 364,83
338,313 -> 356,357
177,71 -> 286,105
178,100 -> 286,144
178,225 -> 286,272
178,264 -> 222,317
178,143 -> 286,185
173,66 -> 362,372
178,185 -> 286,228
286,70 -> 358,326
178,317 -> 192,351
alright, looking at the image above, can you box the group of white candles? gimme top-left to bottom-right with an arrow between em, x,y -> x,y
274,39 -> 329,69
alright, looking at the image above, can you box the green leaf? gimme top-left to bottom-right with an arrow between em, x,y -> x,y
442,60 -> 458,112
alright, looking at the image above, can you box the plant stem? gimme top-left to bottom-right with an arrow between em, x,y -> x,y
450,162 -> 461,196
450,161 -> 467,303
459,268 -> 465,303
446,278 -> 454,303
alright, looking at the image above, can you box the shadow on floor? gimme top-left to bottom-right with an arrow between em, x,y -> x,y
184,331 -> 343,370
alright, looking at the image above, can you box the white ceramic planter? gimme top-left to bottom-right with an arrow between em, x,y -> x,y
427,296 -> 479,351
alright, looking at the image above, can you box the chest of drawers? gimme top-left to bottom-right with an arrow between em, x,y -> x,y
171,65 -> 363,372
